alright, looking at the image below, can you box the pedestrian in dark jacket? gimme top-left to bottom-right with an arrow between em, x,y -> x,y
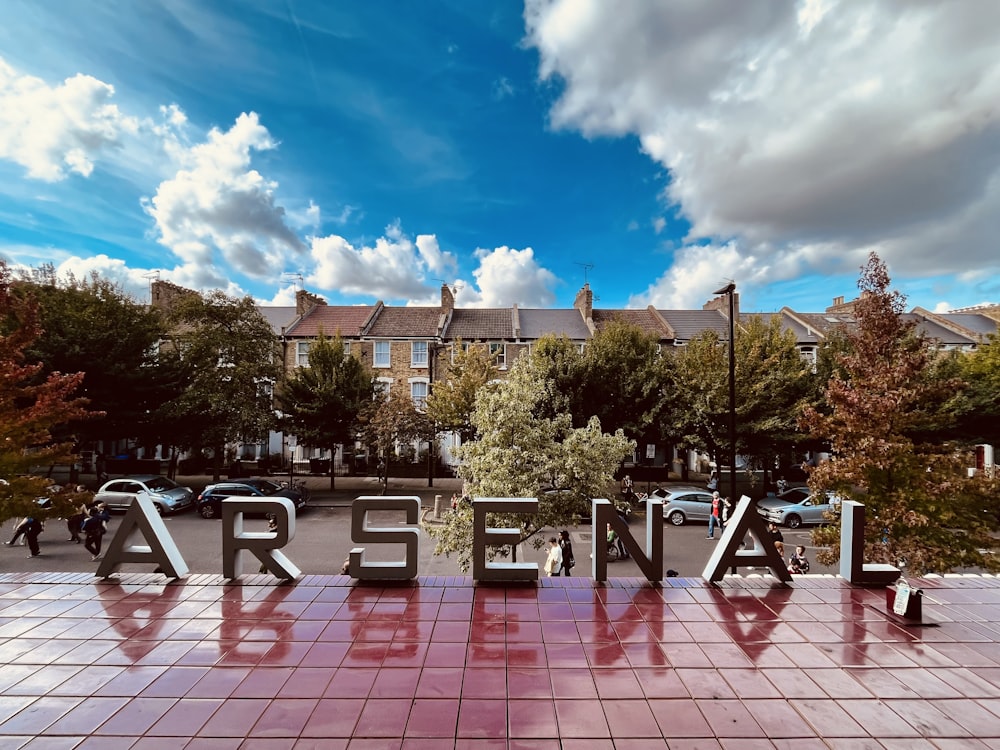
559,530 -> 575,576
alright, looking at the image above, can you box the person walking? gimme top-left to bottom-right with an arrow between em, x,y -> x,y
707,491 -> 725,539
23,517 -> 44,557
82,508 -> 107,561
543,536 -> 563,577
558,530 -> 575,576
67,499 -> 88,543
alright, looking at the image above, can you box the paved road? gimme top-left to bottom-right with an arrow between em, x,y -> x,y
0,500 -> 835,579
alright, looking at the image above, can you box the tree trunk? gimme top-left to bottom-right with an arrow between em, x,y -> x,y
212,447 -> 222,483
329,444 -> 336,491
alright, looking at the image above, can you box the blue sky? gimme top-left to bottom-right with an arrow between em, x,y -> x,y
2,0 -> 999,314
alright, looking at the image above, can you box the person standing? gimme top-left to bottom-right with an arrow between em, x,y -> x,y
558,530 -> 575,576
707,491 -> 724,539
543,536 -> 563,577
768,522 -> 785,558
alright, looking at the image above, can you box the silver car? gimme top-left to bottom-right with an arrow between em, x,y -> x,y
654,487 -> 717,526
756,488 -> 841,529
94,475 -> 195,515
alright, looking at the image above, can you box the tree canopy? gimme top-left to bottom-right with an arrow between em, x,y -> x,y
427,348 -> 633,571
801,253 -> 999,574
0,261 -> 97,521
425,340 -> 498,443
13,264 -> 176,449
158,290 -> 282,480
275,332 -> 374,488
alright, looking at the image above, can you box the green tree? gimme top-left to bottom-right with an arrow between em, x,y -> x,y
275,332 -> 374,489
361,385 -> 433,493
0,261 -> 96,521
426,350 -> 634,571
578,319 -> 669,445
733,315 -> 813,483
521,334 -> 585,422
664,330 -> 727,463
159,291 -> 281,481
801,253 -> 999,574
425,340 -> 498,443
948,333 -> 1000,448
14,264 -> 176,450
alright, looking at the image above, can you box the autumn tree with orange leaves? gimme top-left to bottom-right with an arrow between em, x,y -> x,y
801,253 -> 999,574
0,261 -> 96,522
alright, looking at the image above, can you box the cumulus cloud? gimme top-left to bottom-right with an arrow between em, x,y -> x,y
0,57 -> 138,181
457,246 -> 557,308
308,223 -> 457,301
525,0 -> 1000,296
143,111 -> 305,283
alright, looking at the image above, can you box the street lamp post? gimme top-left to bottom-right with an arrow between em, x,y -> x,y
713,282 -> 737,505
287,435 -> 296,487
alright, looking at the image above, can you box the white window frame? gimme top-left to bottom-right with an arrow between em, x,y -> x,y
409,377 -> 429,409
296,341 -> 311,367
411,341 -> 428,368
374,341 -> 391,368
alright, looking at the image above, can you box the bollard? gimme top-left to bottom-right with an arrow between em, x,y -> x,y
434,494 -> 442,518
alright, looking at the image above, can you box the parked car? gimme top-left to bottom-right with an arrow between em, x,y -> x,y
94,475 -> 195,515
655,486 -> 717,526
756,488 -> 841,529
196,477 -> 308,519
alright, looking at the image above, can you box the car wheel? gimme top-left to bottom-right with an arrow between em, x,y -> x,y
668,510 -> 685,526
153,504 -> 165,516
199,504 -> 217,519
785,514 -> 801,529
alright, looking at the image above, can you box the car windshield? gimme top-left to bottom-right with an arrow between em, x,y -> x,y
144,477 -> 178,492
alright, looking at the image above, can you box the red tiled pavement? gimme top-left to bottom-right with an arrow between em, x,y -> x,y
1,572 -> 999,747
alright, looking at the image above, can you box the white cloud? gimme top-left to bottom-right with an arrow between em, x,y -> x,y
525,0 -> 1000,296
457,246 -> 557,308
308,223 -> 457,301
0,56 -> 138,181
143,111 -> 305,283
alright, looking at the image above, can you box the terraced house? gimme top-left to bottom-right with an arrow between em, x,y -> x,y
151,281 -> 999,475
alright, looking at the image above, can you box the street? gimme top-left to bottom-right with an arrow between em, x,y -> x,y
0,500 -> 835,578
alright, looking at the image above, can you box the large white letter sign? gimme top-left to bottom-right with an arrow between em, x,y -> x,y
591,498 -> 664,582
472,498 -> 539,581
349,495 -> 420,580
96,493 -> 188,580
840,500 -> 901,586
703,496 -> 791,583
223,498 -> 301,581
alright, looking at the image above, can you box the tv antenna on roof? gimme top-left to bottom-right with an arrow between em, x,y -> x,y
574,262 -> 594,284
281,272 -> 304,290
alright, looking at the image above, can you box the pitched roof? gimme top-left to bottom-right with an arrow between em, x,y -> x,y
284,305 -> 374,338
257,306 -> 297,335
444,308 -> 514,340
365,306 -> 441,338
656,309 -> 730,341
517,309 -> 591,340
592,309 -> 669,337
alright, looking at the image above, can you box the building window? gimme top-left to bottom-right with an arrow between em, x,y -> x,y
296,341 -> 311,367
343,341 -> 351,357
375,378 -> 392,400
412,341 -> 428,368
374,341 -> 390,368
489,342 -> 506,369
451,341 -> 470,363
410,379 -> 428,409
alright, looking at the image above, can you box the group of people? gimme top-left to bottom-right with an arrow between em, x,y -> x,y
5,487 -> 110,561
544,530 -> 575,576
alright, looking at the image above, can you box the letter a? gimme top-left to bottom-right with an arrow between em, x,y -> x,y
96,493 -> 188,579
703,496 -> 790,583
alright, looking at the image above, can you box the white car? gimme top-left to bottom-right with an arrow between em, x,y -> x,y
94,475 -> 194,515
